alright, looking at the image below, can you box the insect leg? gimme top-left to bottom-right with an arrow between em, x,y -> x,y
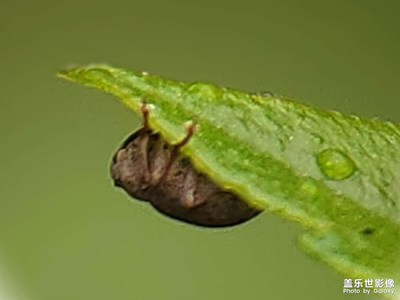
137,102 -> 153,186
170,122 -> 205,208
140,101 -> 151,131
164,121 -> 197,175
173,121 -> 196,150
180,167 -> 206,209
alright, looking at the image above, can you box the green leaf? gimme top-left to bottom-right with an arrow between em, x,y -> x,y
58,64 -> 400,289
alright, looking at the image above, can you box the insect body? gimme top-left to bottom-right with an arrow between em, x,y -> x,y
111,105 -> 260,227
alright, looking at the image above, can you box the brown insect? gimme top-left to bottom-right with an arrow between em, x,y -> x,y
110,104 -> 260,227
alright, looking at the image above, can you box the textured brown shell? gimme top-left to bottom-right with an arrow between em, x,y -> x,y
111,129 -> 260,227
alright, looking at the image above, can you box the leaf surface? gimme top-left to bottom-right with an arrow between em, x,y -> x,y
58,65 -> 400,288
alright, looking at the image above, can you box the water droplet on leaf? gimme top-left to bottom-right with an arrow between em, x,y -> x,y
261,91 -> 274,97
316,149 -> 356,180
253,91 -> 274,98
85,68 -> 113,79
187,82 -> 219,100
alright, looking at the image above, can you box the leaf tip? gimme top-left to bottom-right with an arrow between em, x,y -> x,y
57,63 -> 114,80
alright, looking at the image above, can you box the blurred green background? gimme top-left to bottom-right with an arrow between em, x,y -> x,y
1,0 -> 399,299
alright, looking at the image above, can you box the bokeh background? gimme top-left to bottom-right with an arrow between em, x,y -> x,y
1,0 -> 399,299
